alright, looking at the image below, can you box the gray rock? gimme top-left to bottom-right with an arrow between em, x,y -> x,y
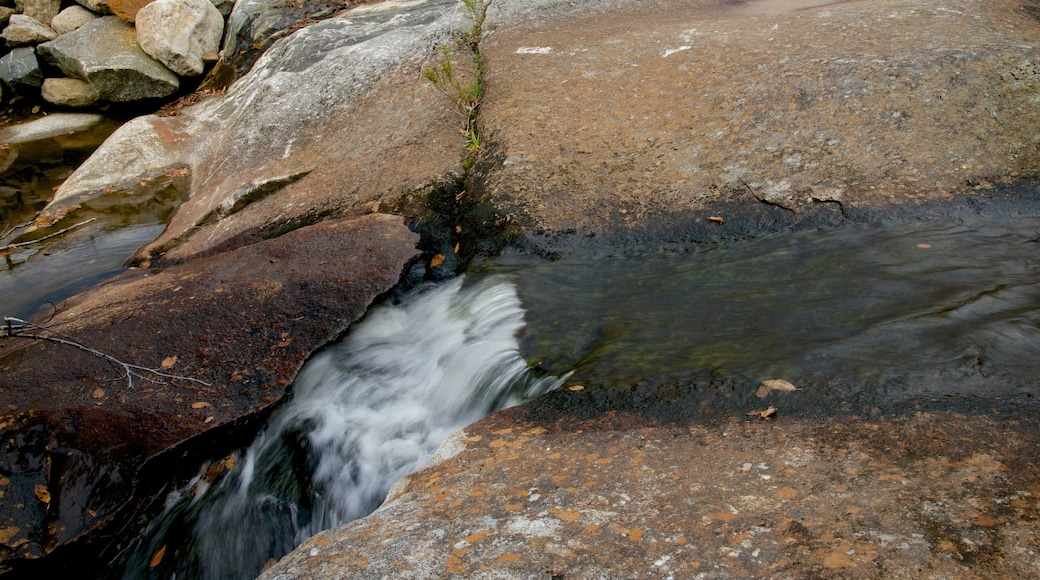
41,77 -> 100,106
36,16 -> 179,102
1,14 -> 58,46
209,0 -> 234,17
0,47 -> 43,92
0,7 -> 16,26
0,112 -> 104,144
17,0 -> 62,26
136,0 -> 224,77
50,5 -> 99,35
46,0 -> 460,258
72,0 -> 112,14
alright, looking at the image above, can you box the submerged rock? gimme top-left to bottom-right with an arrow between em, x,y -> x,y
0,112 -> 104,144
36,16 -> 179,102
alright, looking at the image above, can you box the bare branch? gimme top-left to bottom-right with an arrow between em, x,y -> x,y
0,218 -> 97,253
2,317 -> 211,389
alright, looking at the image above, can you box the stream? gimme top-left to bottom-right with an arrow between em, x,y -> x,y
114,207 -> 1040,579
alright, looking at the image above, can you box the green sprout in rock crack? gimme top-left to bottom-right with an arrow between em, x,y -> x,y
423,0 -> 492,153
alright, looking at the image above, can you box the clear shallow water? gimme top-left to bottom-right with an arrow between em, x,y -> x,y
509,213 -> 1040,407
120,276 -> 562,580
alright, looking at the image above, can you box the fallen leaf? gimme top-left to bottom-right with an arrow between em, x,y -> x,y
757,379 -> 800,397
149,545 -> 166,568
430,254 -> 446,268
91,388 -> 105,400
88,509 -> 97,517
204,416 -> 214,424
568,385 -> 585,391
276,338 -> 293,348
191,401 -> 212,409
34,484 -> 50,504
747,406 -> 778,419
160,355 -> 178,369
708,216 -> 724,223
916,243 -> 931,249
453,242 -> 460,254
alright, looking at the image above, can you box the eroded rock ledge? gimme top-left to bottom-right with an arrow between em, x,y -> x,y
261,396 -> 1040,579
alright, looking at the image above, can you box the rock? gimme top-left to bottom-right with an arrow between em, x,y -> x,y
477,0 -> 1040,244
50,5 -> 98,35
0,47 -> 42,94
41,77 -> 100,106
260,397 -> 1040,579
136,0 -> 225,77
36,16 -> 179,102
0,7 -> 16,26
43,0 -> 462,261
72,0 -> 111,14
106,0 -> 157,23
209,0 -> 234,17
15,0 -> 61,26
0,112 -> 104,144
1,14 -> 58,47
0,213 -> 420,567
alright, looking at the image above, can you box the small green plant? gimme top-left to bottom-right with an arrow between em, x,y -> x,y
423,0 -> 492,153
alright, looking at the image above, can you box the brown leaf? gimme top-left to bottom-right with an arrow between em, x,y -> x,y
91,388 -> 105,400
191,401 -> 212,409
708,216 -> 724,223
33,484 -> 50,504
568,385 -> 585,391
160,355 -> 178,369
916,243 -> 931,249
149,545 -> 166,568
757,379 -> 799,397
747,406 -> 777,419
276,338 -> 293,348
430,254 -> 446,268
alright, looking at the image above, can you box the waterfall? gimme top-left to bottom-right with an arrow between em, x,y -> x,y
121,275 -> 562,579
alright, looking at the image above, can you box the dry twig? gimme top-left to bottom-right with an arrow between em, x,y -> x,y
2,317 -> 210,389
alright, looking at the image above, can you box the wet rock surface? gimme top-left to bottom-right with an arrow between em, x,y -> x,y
262,398 -> 1040,579
0,214 -> 419,568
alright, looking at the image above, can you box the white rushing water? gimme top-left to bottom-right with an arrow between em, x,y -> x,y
125,275 -> 562,579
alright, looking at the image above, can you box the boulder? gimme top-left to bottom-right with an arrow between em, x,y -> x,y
0,47 -> 43,93
50,5 -> 98,35
1,14 -> 58,47
36,16 -> 179,102
0,213 -> 420,566
41,77 -> 100,106
15,0 -> 61,26
42,0 -> 462,261
136,0 -> 225,77
72,0 -> 112,14
0,7 -> 16,26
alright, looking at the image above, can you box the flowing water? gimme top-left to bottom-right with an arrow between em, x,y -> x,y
120,207 -> 1040,578
120,276 -> 563,579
